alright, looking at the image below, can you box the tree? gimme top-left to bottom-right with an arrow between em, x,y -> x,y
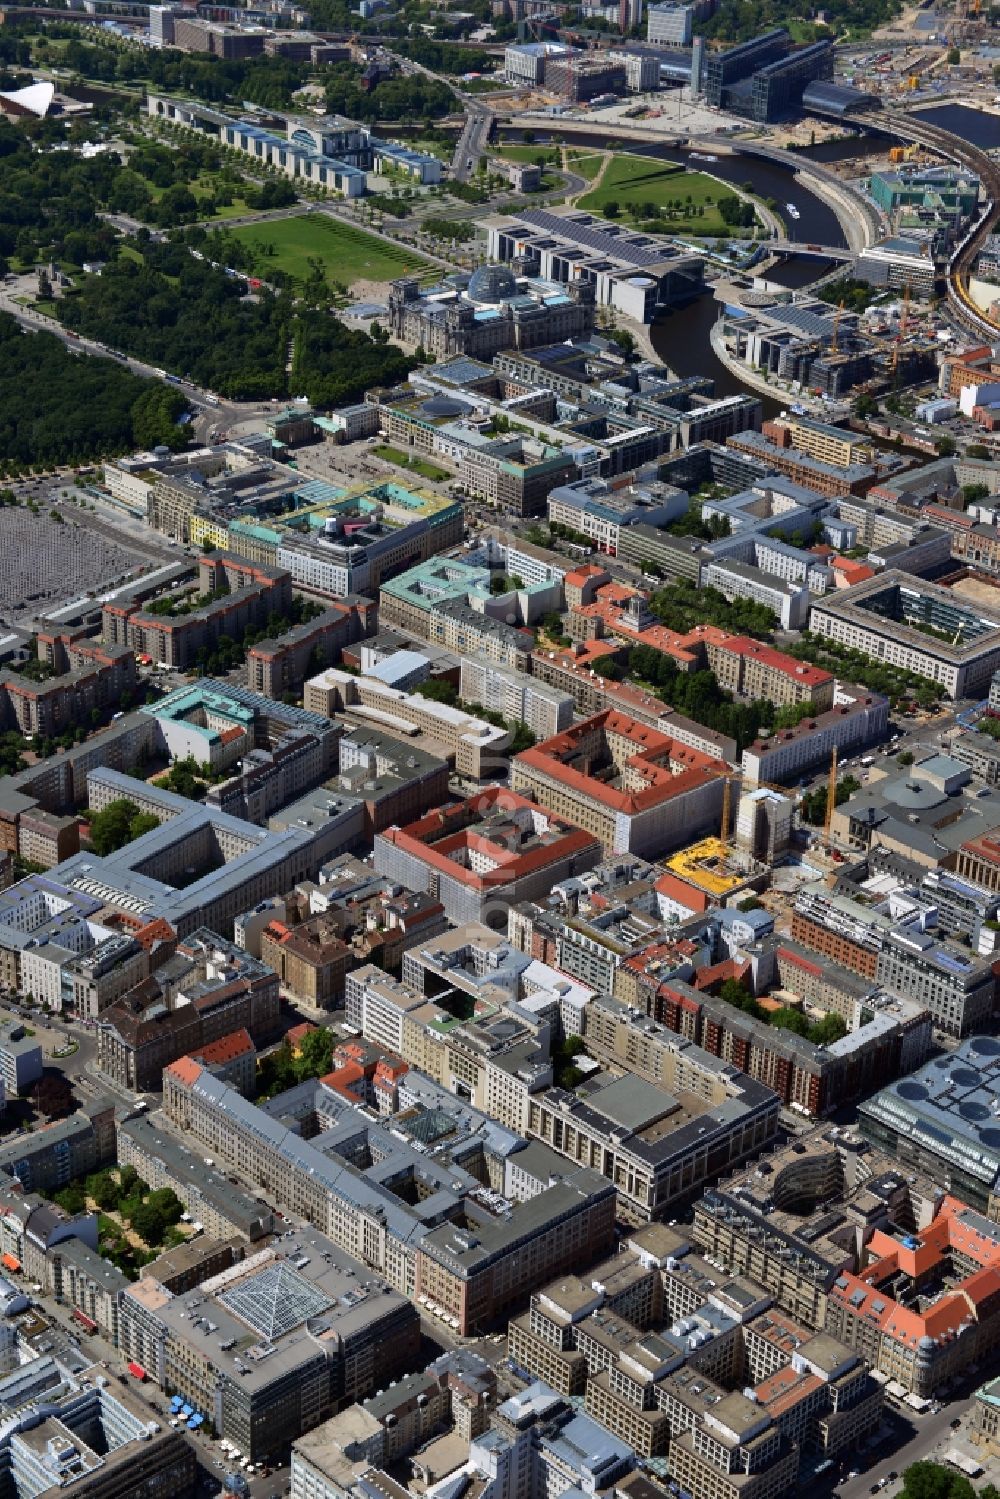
936,435 -> 957,457
601,200 -> 620,219
946,46 -> 960,64
86,1171 -> 122,1211
118,1165 -> 145,1198
962,482 -> 991,505
415,678 -> 458,706
88,799 -> 160,856
54,1182 -> 87,1216
131,1202 -> 167,1247
146,1187 -> 184,1226
31,1072 -> 75,1118
808,1012 -> 848,1045
296,1026 -> 334,1081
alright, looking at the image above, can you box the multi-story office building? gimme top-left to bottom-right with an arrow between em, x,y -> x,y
0,1022 -> 42,1099
727,430 -> 875,497
163,1053 -> 617,1333
763,415 -> 874,470
119,1228 -> 420,1462
703,558 -> 810,630
511,710 -> 728,857
332,726 -> 451,837
858,1035 -> 1000,1218
49,768 -> 332,940
526,1048 -> 779,1222
869,165 -> 980,223
0,1366 -> 196,1499
546,478 -> 687,556
824,1195 -> 1000,1395
503,40 -> 577,84
735,39 -> 834,122
374,787 -> 601,928
808,572 -> 1000,698
647,2 -> 694,43
702,28 -> 789,106
485,207 -> 704,324
305,669 -> 510,780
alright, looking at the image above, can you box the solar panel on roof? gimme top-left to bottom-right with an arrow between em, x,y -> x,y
512,209 -> 674,269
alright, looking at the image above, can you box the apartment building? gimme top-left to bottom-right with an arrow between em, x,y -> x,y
117,1114 -> 276,1242
511,711 -> 728,857
246,599 -> 375,699
96,929 -> 280,1090
0,642 -> 137,739
0,1097 -> 115,1195
102,554 -> 292,671
727,430 -> 875,496
763,416 -> 874,470
459,658 -> 573,740
742,687 -> 889,786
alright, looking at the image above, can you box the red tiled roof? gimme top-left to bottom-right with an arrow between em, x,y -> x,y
165,1056 -> 203,1087
190,1028 -> 254,1066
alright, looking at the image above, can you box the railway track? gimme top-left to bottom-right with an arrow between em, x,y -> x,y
858,111 -> 1000,337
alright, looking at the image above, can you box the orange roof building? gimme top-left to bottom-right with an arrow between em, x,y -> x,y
373,786 -> 602,925
569,587 -> 833,710
826,1195 -> 1000,1395
511,710 -> 728,857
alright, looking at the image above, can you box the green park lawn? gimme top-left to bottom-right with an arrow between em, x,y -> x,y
373,444 -> 452,483
577,156 -> 735,235
228,214 -> 434,287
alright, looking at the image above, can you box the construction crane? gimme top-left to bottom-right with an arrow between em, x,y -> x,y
720,772 -> 732,851
900,283 -> 911,338
824,744 -> 838,847
831,301 -> 845,356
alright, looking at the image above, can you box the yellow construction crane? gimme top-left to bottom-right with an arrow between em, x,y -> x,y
832,300 -> 845,356
900,283 -> 911,338
824,744 -> 838,847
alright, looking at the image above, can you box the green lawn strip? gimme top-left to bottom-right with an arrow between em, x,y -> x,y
228,214 -> 433,286
374,444 -> 450,482
578,158 -> 734,234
